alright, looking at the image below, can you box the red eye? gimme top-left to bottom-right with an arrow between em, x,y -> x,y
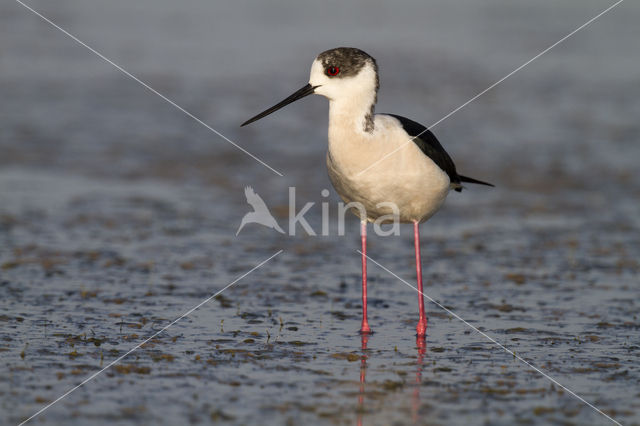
327,66 -> 340,76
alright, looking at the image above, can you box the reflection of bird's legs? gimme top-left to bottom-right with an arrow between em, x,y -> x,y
413,336 -> 426,423
414,221 -> 427,336
357,333 -> 369,426
360,221 -> 371,334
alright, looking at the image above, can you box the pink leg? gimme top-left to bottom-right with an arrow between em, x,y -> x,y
360,221 -> 372,334
414,221 -> 427,336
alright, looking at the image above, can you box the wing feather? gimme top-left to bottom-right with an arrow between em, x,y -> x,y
385,114 -> 493,191
386,114 -> 461,186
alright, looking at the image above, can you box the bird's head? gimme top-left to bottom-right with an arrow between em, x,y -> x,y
309,47 -> 379,102
241,47 -> 379,126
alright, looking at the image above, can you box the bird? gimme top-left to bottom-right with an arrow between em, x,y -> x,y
241,47 -> 493,336
236,186 -> 285,236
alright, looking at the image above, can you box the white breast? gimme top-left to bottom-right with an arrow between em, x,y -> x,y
326,114 -> 451,223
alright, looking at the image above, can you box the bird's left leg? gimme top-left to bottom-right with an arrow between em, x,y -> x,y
360,221 -> 372,334
414,221 -> 427,336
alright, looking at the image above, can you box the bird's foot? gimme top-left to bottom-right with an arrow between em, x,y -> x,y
416,318 -> 427,337
359,321 -> 373,335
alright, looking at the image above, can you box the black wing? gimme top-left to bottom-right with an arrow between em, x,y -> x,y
386,114 -> 494,192
386,114 -> 462,187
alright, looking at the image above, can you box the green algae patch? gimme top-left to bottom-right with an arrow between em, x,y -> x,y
330,353 -> 360,362
533,406 -> 556,416
288,340 -> 310,346
151,353 -> 175,362
381,380 -> 405,391
113,364 -> 151,375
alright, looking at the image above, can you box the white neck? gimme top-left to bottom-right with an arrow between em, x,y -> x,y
328,91 -> 376,137
326,90 -> 379,178
309,60 -> 379,136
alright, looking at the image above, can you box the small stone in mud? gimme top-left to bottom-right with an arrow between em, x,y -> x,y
214,295 -> 233,308
330,311 -> 349,320
504,273 -> 526,285
210,410 -> 235,421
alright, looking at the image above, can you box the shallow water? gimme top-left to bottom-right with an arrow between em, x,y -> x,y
1,0 -> 640,425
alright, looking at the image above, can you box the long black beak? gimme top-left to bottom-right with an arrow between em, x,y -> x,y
241,84 -> 317,127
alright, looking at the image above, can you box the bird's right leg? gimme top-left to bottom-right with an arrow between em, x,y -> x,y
360,220 -> 372,334
414,221 -> 427,336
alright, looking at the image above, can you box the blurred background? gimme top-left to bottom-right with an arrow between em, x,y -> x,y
1,0 -> 639,424
2,0 -> 639,190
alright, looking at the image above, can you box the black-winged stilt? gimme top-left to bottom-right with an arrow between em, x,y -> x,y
242,47 -> 493,336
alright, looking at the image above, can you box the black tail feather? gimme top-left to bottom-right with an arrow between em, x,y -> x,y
458,175 -> 494,188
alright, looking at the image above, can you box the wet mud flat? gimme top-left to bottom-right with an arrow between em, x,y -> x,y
2,0 -> 640,424
1,168 -> 639,425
